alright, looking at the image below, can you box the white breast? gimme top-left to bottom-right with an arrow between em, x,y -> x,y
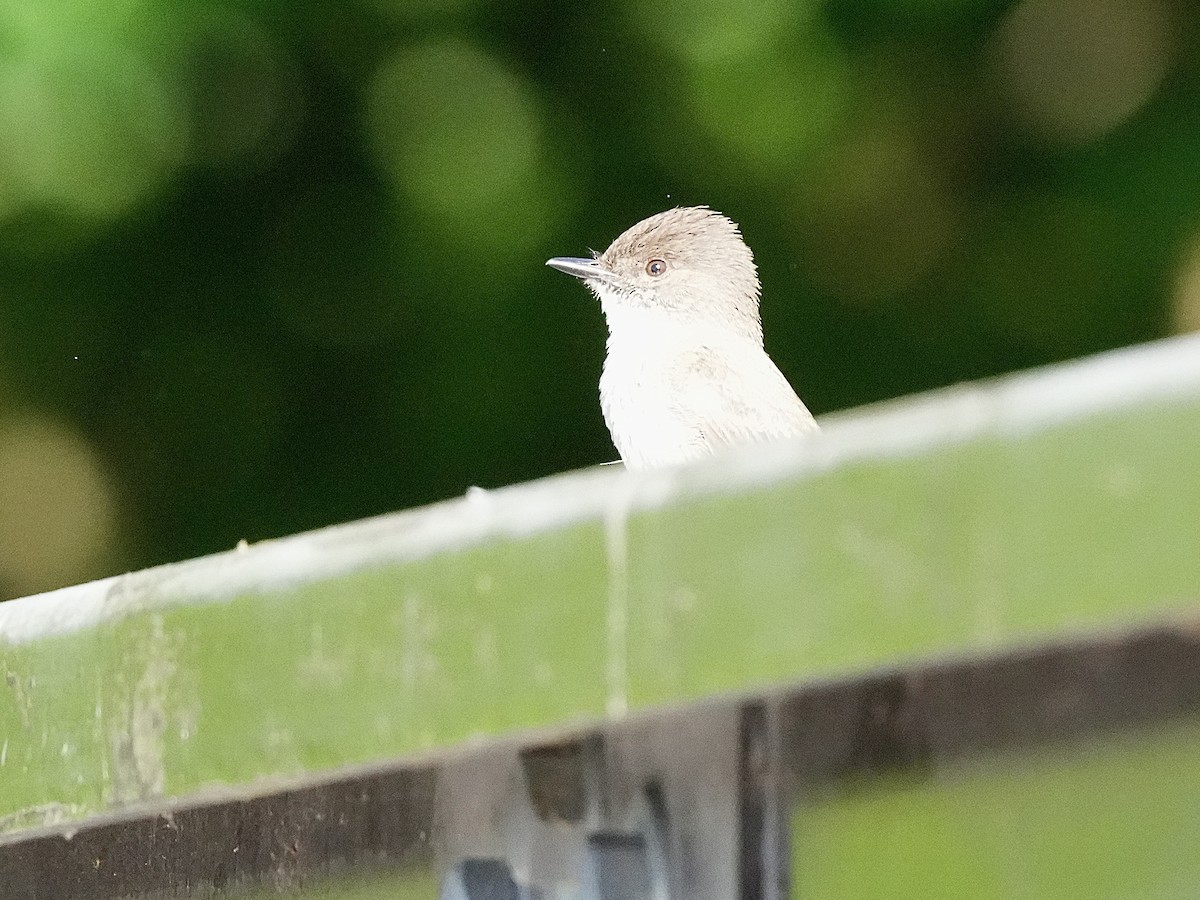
598,307 -> 816,469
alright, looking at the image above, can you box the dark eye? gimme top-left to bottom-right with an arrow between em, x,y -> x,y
646,258 -> 667,276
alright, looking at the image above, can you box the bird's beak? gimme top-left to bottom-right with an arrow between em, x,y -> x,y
546,256 -> 612,282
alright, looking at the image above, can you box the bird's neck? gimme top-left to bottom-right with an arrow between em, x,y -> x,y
600,300 -> 764,350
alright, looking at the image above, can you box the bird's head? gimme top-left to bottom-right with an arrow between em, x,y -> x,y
547,206 -> 764,343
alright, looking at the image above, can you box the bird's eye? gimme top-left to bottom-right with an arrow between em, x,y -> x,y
646,258 -> 667,276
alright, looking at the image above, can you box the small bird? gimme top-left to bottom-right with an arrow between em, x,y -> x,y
547,206 -> 818,469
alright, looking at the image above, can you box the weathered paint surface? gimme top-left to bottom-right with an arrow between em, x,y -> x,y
2,334 -> 1200,841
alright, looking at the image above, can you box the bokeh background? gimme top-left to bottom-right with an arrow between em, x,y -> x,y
0,0 -> 1198,600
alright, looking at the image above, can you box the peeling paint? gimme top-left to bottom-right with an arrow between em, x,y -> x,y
0,801 -> 87,834
603,479 -> 637,719
107,612 -> 176,806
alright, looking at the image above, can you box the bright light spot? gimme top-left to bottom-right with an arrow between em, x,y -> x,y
363,0 -> 483,22
366,39 -> 561,256
168,9 -> 299,167
1171,229 -> 1200,334
685,38 -> 851,176
624,0 -> 845,177
0,44 -> 189,220
991,0 -> 1175,145
628,0 -> 814,66
0,412 -> 118,597
791,122 -> 960,302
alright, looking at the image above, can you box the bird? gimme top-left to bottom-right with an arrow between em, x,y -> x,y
547,206 -> 817,469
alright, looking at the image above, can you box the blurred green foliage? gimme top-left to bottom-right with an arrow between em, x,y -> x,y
0,0 -> 1198,598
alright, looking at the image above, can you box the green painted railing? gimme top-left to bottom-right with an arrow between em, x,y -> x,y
3,334 -> 1200,877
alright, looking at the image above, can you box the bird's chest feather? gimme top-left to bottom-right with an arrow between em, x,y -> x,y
598,329 -> 708,466
599,330 -> 683,416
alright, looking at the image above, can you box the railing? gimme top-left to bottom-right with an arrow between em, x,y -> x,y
3,334 -> 1200,898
